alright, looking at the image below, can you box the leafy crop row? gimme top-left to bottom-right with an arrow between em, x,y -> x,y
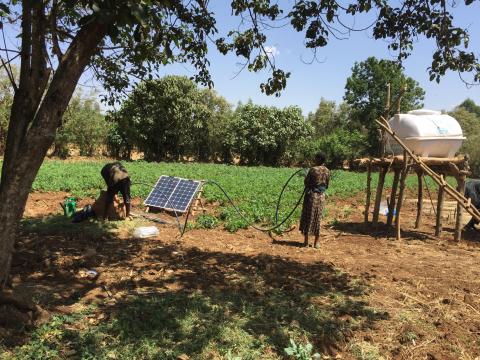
2,160 -> 442,231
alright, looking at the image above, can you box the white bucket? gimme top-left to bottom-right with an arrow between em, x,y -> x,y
133,226 -> 159,238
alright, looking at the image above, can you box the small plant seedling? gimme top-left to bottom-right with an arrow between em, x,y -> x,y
284,338 -> 320,360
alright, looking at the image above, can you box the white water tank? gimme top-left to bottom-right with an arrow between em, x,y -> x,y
386,109 -> 466,158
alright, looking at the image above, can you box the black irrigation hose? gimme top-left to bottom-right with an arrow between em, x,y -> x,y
274,168 -> 308,226
205,178 -> 306,233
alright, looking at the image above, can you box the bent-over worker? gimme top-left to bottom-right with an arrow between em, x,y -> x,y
100,162 -> 131,219
300,152 -> 330,249
464,179 -> 480,231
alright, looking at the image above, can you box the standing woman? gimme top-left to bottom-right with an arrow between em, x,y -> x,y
300,152 -> 330,248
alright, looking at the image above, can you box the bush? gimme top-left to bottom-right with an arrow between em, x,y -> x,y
0,69 -> 14,155
112,76 -> 233,162
298,129 -> 368,168
194,214 -> 219,229
53,93 -> 107,158
450,105 -> 480,177
229,103 -> 313,166
105,118 -> 133,159
464,133 -> 480,177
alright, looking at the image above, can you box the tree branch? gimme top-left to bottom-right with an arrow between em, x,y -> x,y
18,1 -> 32,89
1,28 -> 17,90
0,1 -> 33,190
50,0 -> 63,62
27,17 -> 111,145
0,54 -> 20,92
31,1 -> 49,104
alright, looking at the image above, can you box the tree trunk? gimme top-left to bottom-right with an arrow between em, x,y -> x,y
0,165 -> 37,287
0,16 -> 109,287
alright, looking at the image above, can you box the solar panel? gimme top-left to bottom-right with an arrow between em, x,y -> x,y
144,176 -> 202,213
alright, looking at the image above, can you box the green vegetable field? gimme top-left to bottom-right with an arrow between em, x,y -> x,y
18,160 -> 442,232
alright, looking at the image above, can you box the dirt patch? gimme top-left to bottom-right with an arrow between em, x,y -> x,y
24,192 -> 144,218
4,191 -> 480,358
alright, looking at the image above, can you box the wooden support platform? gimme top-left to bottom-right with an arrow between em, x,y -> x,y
354,156 -> 468,177
415,169 -> 423,229
359,116 -> 479,242
356,125 -> 477,241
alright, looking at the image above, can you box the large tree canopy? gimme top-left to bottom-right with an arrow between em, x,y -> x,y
0,0 -> 479,287
0,1 -> 478,101
344,57 -> 426,153
113,75 -> 232,162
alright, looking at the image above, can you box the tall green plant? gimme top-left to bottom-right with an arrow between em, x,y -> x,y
53,93 -> 107,158
113,76 -> 232,162
450,103 -> 480,177
299,129 -> 368,168
229,103 -> 313,166
344,57 -> 425,154
0,68 -> 15,155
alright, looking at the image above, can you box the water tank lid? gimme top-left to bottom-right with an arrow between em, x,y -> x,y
407,109 -> 441,116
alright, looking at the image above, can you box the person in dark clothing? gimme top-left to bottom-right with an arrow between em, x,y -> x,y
300,152 -> 330,249
101,162 -> 131,219
464,179 -> 480,231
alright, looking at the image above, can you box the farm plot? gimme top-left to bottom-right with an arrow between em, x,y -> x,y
28,160 -> 440,232
1,160 -> 479,360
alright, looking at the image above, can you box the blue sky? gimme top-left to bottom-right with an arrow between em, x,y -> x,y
78,1 -> 479,115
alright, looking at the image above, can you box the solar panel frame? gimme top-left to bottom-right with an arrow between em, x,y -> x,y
144,175 -> 202,213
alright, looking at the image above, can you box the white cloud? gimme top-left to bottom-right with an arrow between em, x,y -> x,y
264,45 -> 279,58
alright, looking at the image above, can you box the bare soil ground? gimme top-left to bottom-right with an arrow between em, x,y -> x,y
3,190 -> 480,359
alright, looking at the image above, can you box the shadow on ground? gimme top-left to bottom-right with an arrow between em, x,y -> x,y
2,218 -> 388,359
331,220 -> 480,243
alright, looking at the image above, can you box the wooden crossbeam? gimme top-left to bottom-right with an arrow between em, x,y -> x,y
375,117 -> 480,225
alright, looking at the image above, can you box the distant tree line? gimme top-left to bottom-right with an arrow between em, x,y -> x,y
450,100 -> 480,176
2,57 -> 478,170
105,57 -> 427,167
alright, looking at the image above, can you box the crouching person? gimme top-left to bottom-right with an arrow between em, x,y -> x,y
72,162 -> 131,223
100,162 -> 131,220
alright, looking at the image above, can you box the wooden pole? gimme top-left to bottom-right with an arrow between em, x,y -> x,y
395,151 -> 409,240
395,84 -> 407,113
387,168 -> 401,227
415,168 -> 424,229
381,83 -> 391,158
435,174 -> 446,238
454,174 -> 467,241
385,83 -> 391,116
365,160 -> 372,223
372,165 -> 388,227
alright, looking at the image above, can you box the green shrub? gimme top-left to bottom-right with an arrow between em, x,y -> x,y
105,119 -> 133,159
195,214 -> 219,229
284,339 -> 320,360
112,76 -> 233,162
53,93 -> 107,158
229,103 -> 313,166
298,129 -> 368,168
0,69 -> 14,155
450,104 -> 480,177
